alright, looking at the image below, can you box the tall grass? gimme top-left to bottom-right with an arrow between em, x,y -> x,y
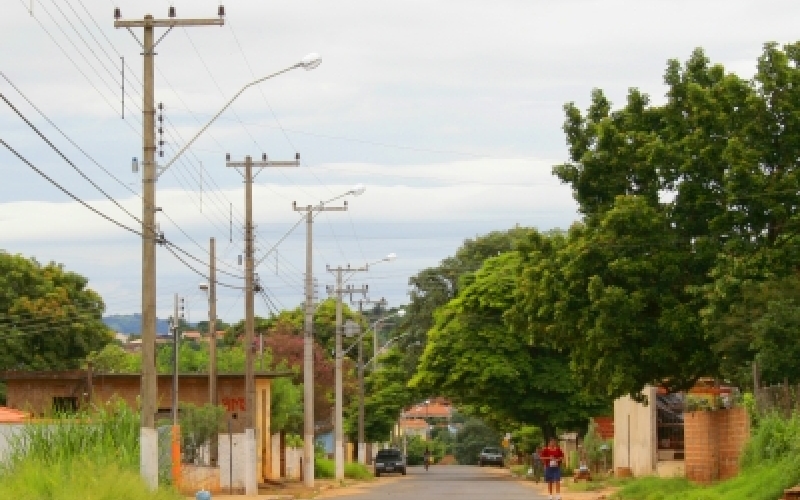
0,458 -> 182,500
0,399 -> 182,499
4,398 -> 140,471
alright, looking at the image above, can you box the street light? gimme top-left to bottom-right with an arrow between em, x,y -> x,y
160,53 -> 323,178
370,309 -> 405,367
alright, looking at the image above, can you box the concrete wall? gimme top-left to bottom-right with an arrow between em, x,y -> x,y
0,424 -> 24,465
614,385 -> 657,476
219,433 -> 246,491
684,407 -> 749,483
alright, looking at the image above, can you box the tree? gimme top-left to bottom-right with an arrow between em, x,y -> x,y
399,228 -> 532,377
453,419 -> 501,465
544,43 -> 800,399
412,248 -> 608,435
345,347 -> 416,443
0,252 -> 112,372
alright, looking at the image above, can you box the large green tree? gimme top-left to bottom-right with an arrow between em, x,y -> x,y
412,248 -> 608,435
0,252 -> 112,371
537,43 -> 800,399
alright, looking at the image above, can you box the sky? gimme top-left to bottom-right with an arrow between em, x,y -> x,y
1,0 -> 800,323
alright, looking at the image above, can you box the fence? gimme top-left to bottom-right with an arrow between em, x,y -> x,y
756,383 -> 800,416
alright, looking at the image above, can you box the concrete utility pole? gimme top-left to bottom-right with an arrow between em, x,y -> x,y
352,297 -> 387,465
327,267 -> 369,480
292,201 -> 348,487
172,293 -> 182,425
114,7 -> 224,489
227,154 -> 298,494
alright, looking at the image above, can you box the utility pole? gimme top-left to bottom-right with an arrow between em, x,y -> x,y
327,267 -> 368,480
208,237 -> 218,464
293,201 -> 348,487
352,297 -> 387,465
171,293 -> 182,425
114,6 -> 224,489
227,153 -> 298,493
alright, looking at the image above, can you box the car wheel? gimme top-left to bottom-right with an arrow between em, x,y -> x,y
479,461 -> 484,467
375,471 -> 380,477
402,468 -> 407,475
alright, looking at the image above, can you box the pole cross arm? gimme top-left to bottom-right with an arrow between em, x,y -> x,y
114,19 -> 224,28
226,159 -> 300,169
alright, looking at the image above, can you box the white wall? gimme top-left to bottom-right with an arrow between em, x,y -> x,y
614,385 -> 657,476
219,433 -> 246,490
0,424 -> 24,465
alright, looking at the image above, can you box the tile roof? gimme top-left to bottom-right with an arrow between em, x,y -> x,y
404,403 -> 451,418
0,407 -> 29,423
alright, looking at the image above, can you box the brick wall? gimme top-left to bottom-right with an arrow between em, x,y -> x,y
684,407 -> 749,483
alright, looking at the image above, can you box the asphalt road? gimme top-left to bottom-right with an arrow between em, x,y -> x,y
322,465 -> 547,500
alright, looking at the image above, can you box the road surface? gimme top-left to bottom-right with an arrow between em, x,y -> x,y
320,465 -> 547,500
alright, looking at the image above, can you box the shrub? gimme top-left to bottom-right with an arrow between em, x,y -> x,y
315,457 -> 335,478
314,457 -> 371,479
740,412 -> 800,469
345,461 -> 372,479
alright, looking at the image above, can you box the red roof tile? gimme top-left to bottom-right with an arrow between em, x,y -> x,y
0,407 -> 29,423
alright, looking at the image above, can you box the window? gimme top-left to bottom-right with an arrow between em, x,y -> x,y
52,397 -> 78,414
656,393 -> 685,459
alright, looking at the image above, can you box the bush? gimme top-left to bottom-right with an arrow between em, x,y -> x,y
315,457 -> 372,479
345,461 -> 372,479
740,412 -> 800,468
315,457 -> 335,478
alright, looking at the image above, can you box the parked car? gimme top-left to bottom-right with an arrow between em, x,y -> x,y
374,448 -> 407,477
479,446 -> 504,467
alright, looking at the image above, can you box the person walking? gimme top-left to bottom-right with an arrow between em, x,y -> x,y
539,438 -> 564,500
530,446 -> 542,483
423,448 -> 431,471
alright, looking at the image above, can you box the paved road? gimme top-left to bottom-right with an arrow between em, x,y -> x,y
321,465 -> 546,500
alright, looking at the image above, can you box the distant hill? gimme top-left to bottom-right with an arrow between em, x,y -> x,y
103,314 -> 171,336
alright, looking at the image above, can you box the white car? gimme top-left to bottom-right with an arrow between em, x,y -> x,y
479,446 -> 504,466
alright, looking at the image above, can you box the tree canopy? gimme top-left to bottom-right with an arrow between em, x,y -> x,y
0,252 -> 112,371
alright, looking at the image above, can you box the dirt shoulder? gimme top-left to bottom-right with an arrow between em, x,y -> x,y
505,468 -> 619,500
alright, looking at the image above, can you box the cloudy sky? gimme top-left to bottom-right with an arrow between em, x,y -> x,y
1,0 -> 799,323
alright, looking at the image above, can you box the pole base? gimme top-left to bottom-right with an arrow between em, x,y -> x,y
245,428 -> 257,495
141,427 -> 159,490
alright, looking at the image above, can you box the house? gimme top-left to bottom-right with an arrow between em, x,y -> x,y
614,381 -> 749,482
1,369 -> 287,485
398,418 -> 429,438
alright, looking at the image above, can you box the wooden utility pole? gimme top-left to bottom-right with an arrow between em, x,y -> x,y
114,7 -> 224,489
227,153 -> 298,493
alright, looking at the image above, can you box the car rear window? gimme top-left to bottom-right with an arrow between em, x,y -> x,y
483,448 -> 501,454
376,450 -> 402,459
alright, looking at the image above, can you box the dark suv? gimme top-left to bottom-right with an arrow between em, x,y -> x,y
479,446 -> 504,467
374,448 -> 407,476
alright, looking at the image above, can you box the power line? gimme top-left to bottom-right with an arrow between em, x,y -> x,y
0,138 -> 143,237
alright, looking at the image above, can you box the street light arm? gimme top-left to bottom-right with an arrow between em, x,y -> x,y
364,331 -> 410,367
158,63 -> 301,179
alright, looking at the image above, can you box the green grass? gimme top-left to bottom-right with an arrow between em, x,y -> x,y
0,400 -> 184,499
0,458 -> 182,500
315,457 -> 373,480
612,455 -> 800,500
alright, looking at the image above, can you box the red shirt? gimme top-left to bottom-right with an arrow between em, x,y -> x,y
540,446 -> 564,468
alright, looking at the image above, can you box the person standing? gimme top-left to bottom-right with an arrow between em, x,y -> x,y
539,438 -> 564,500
